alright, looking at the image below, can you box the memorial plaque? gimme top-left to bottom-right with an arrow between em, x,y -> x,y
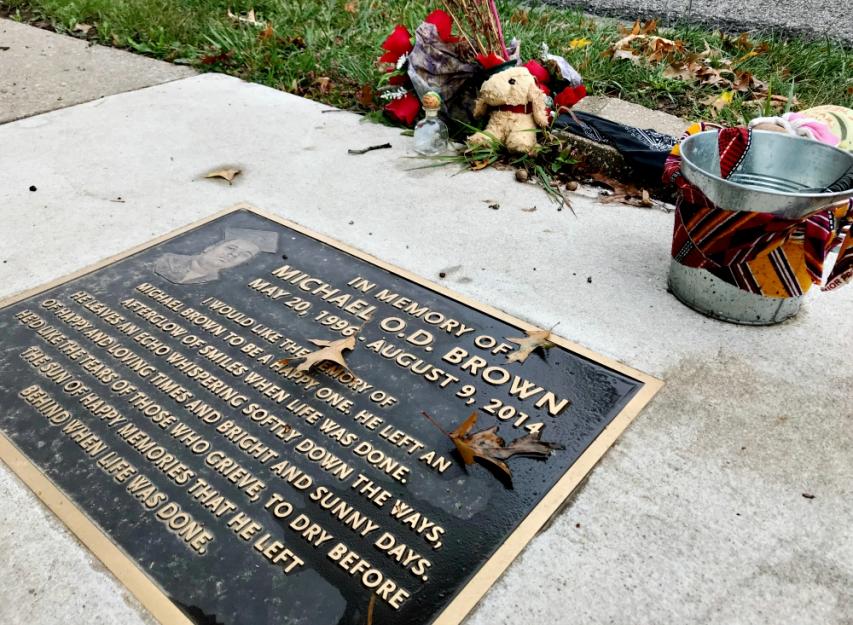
0,204 -> 661,625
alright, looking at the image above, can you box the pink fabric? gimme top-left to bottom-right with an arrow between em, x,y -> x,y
785,113 -> 841,146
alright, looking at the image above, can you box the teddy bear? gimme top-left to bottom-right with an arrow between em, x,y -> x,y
467,66 -> 549,155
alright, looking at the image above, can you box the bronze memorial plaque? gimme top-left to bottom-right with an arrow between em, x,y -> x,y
0,204 -> 661,625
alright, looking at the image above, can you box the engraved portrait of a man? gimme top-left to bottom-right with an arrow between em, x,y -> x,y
153,227 -> 278,285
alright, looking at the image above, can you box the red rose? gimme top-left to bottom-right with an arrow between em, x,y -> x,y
523,60 -> 550,84
379,25 -> 413,64
554,84 -> 587,109
476,52 -> 508,69
384,91 -> 422,126
424,9 -> 458,43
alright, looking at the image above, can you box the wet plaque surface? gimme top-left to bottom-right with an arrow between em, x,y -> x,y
0,205 -> 660,625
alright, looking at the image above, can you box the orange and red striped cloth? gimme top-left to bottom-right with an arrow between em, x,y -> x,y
664,123 -> 853,298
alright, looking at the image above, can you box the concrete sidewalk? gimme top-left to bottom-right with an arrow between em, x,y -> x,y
0,18 -> 194,124
0,73 -> 851,625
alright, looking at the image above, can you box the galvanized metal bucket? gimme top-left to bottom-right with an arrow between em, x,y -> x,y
679,130 -> 853,219
669,130 -> 853,325
668,259 -> 803,325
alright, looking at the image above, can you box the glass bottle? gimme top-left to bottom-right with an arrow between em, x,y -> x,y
413,91 -> 449,156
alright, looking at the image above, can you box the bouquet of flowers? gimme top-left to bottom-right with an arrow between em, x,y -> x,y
375,2 -> 587,131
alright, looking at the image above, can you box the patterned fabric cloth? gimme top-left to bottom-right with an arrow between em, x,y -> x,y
800,105 -> 853,152
664,123 -> 853,298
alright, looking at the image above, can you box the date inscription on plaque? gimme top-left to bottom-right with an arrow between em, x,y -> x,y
0,205 -> 661,625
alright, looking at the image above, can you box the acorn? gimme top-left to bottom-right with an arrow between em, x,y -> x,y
515,169 -> 529,183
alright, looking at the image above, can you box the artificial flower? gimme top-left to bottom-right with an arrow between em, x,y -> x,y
476,51 -> 508,69
424,9 -> 458,43
379,24 -> 413,64
523,60 -> 550,84
554,84 -> 587,108
384,91 -> 422,126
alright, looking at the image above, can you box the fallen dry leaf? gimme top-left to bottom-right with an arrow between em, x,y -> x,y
355,84 -> 375,108
618,18 -> 655,36
446,411 -> 562,478
590,173 -> 653,208
506,327 -> 556,364
259,23 -> 275,41
296,335 -> 357,373
569,37 -> 592,49
73,23 -> 93,35
366,594 -> 376,625
227,8 -> 264,26
703,91 -> 734,118
314,76 -> 333,94
509,9 -> 529,25
204,167 -> 241,184
610,34 -> 685,65
200,50 -> 234,65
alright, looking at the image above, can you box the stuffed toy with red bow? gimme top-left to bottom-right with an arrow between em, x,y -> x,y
468,66 -> 549,155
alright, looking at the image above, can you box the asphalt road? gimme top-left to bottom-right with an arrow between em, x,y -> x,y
546,0 -> 852,43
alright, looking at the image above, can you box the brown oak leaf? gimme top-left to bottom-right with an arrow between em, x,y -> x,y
204,167 -> 241,184
506,327 -> 556,363
448,411 -> 562,478
295,335 -> 357,373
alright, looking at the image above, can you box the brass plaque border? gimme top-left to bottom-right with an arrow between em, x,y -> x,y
0,203 -> 663,625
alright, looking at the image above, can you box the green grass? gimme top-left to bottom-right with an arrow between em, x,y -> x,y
2,0 -> 851,123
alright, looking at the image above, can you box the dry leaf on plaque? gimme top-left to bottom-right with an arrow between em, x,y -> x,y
296,335 -> 358,373
506,326 -> 556,363
366,594 -> 376,625
446,411 -> 563,478
204,168 -> 241,184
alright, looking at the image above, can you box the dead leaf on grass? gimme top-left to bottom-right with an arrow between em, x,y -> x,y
227,8 -> 264,26
702,91 -> 734,118
200,50 -> 234,65
506,326 -> 556,363
314,76 -> 333,94
610,34 -> 685,65
73,23 -> 93,35
509,9 -> 529,24
204,168 -> 241,184
618,19 -> 657,37
355,84 -> 375,108
259,23 -> 275,41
